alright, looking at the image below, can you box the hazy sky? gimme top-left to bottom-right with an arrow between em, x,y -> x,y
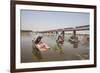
21,10 -> 90,31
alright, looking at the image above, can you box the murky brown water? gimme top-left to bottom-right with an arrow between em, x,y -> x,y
21,32 -> 89,63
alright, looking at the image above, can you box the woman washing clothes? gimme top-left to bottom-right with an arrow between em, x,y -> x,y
56,31 -> 65,46
34,35 -> 49,51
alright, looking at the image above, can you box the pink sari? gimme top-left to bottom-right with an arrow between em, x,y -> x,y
36,42 -> 49,51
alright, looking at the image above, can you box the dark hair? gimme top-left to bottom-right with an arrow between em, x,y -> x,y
35,36 -> 42,44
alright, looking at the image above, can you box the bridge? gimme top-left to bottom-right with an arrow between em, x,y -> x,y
35,25 -> 89,33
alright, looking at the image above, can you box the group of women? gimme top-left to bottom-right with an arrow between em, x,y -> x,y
33,31 -> 65,51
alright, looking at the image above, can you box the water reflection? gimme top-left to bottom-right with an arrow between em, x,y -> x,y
21,32 -> 89,62
56,42 -> 64,54
68,35 -> 79,48
32,40 -> 42,60
31,34 -> 89,60
68,40 -> 79,48
73,43 -> 78,48
68,34 -> 89,48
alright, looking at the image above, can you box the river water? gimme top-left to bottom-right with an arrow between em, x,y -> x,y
21,32 -> 89,63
